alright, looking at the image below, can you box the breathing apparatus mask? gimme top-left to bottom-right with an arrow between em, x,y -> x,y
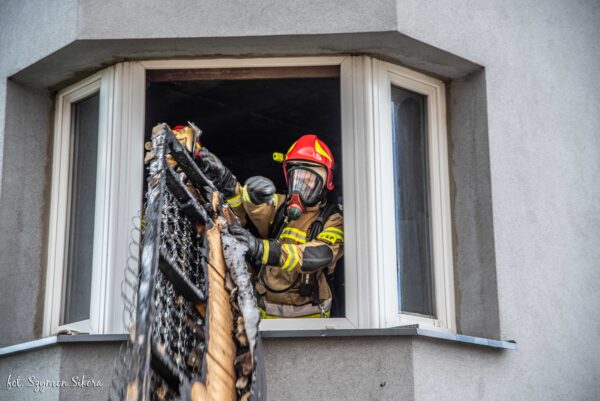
285,162 -> 327,220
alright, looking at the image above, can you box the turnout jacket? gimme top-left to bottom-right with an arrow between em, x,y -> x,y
227,183 -> 344,317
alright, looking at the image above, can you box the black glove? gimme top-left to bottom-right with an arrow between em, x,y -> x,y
245,176 -> 276,205
196,147 -> 237,198
229,225 -> 263,261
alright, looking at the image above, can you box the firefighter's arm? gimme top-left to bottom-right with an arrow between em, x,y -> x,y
195,148 -> 281,232
225,183 -> 247,226
225,176 -> 281,231
195,147 -> 238,198
226,183 -> 284,237
233,177 -> 284,238
261,214 -> 344,273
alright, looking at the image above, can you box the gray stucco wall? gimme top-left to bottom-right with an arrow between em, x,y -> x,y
264,337 -> 414,401
0,81 -> 52,346
399,1 -> 600,400
0,0 -> 78,197
448,69 -> 500,339
0,338 -> 414,401
0,343 -> 120,401
0,346 -> 63,401
1,0 -> 599,400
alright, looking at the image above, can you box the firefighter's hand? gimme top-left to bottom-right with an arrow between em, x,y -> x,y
196,147 -> 237,198
245,176 -> 276,205
229,225 -> 263,261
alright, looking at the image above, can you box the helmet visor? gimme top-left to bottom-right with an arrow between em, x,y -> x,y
287,167 -> 324,205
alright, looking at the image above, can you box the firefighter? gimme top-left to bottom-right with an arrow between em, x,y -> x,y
198,135 -> 343,318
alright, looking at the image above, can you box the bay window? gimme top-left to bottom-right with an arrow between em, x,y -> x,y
44,56 -> 455,335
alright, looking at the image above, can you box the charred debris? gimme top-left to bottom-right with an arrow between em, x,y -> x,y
110,123 -> 264,401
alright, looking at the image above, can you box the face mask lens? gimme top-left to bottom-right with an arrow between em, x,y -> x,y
287,167 -> 323,205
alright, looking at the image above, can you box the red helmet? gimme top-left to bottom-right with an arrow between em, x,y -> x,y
283,134 -> 335,190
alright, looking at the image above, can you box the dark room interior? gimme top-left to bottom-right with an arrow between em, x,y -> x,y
145,67 -> 345,316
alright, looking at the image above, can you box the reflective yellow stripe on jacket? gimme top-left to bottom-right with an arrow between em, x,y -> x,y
279,227 -> 307,244
281,243 -> 300,271
261,239 -> 270,265
226,193 -> 242,208
259,308 -> 331,319
317,226 -> 344,244
242,185 -> 252,204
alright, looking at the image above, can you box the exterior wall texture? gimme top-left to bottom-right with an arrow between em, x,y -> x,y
1,1 -> 599,400
0,343 -> 120,401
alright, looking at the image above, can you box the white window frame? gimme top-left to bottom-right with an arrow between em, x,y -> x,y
44,55 -> 455,335
137,57 -> 362,331
43,63 -> 146,336
372,59 -> 456,331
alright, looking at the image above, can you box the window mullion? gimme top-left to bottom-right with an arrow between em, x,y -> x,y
88,66 -> 116,334
372,59 -> 404,328
106,61 -> 146,334
350,56 -> 386,329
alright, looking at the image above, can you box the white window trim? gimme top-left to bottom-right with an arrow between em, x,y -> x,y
44,72 -> 104,335
44,63 -> 146,336
372,59 -> 456,331
44,55 -> 455,335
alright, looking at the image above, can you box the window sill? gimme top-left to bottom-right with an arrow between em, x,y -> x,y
0,326 -> 516,358
0,334 -> 128,358
260,326 -> 517,350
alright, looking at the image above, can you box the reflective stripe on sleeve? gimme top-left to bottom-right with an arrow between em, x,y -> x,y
323,226 -> 344,236
281,244 -> 293,270
317,227 -> 344,244
279,227 -> 307,244
269,194 -> 281,224
260,308 -> 331,319
279,234 -> 307,244
290,244 -> 300,271
286,227 -> 306,237
227,193 -> 242,208
282,244 -> 299,271
242,185 -> 252,204
261,239 -> 270,265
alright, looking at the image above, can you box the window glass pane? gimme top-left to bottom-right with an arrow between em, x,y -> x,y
62,93 -> 99,325
391,85 -> 435,317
